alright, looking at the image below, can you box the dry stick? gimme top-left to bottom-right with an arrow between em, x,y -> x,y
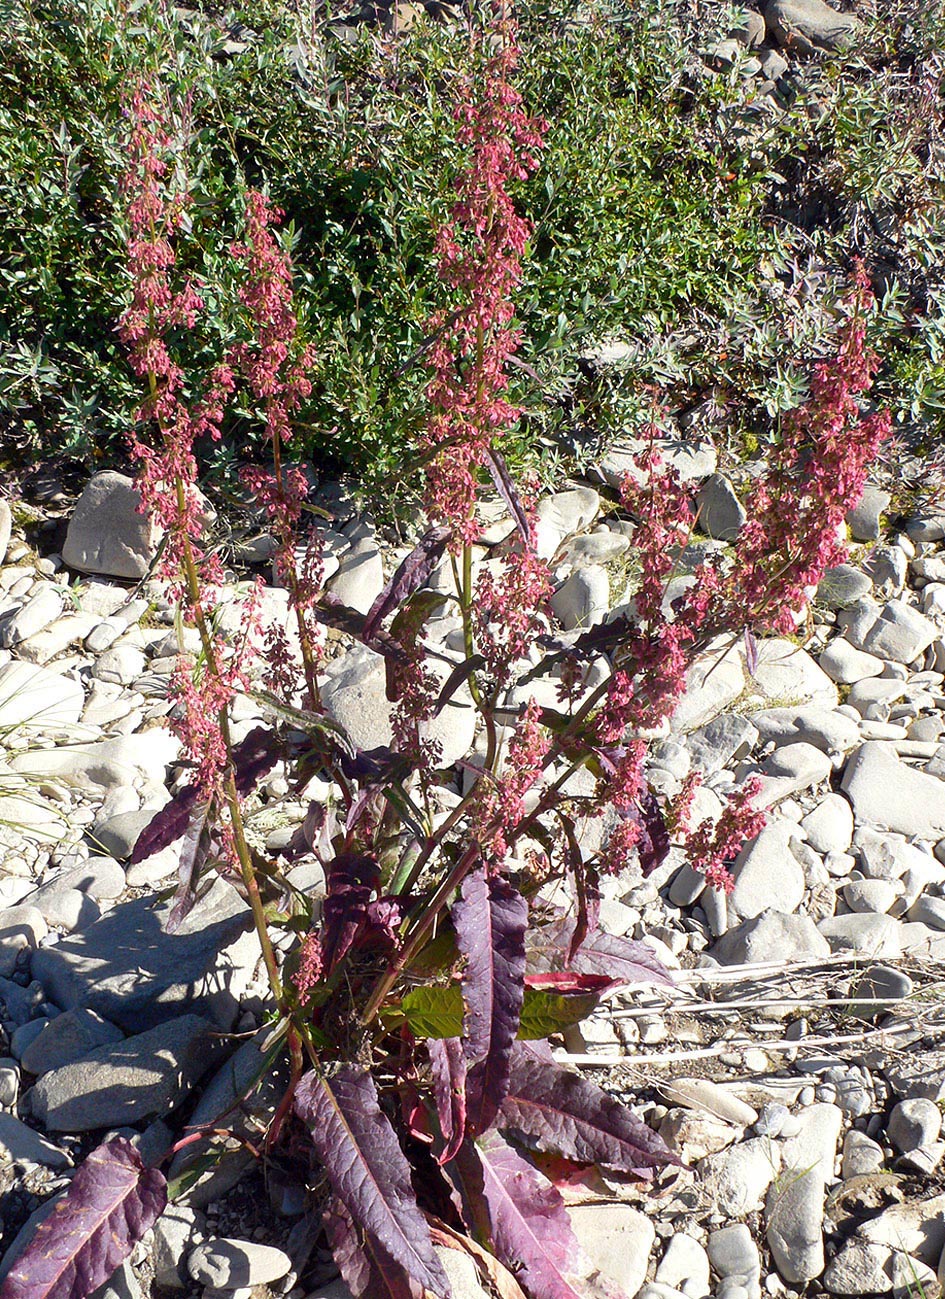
612,994 -> 944,1018
560,1016 -> 927,1070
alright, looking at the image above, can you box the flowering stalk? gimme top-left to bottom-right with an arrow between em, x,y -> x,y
119,80 -> 283,1005
230,191 -> 323,708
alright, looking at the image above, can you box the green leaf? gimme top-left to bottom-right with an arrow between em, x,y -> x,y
400,984 -> 464,1039
517,988 -> 602,1040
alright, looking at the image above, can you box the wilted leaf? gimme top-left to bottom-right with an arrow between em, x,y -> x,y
454,869 -> 527,1135
323,1195 -> 426,1299
164,799 -> 212,933
295,1068 -> 450,1297
0,1138 -> 166,1299
517,988 -> 604,1040
231,725 -> 281,797
129,785 -> 198,865
321,853 -> 380,973
453,1133 -> 590,1299
428,1037 -> 467,1164
484,447 -> 532,547
526,917 -> 673,987
364,526 -> 452,641
499,1043 -> 680,1174
523,973 -> 620,994
428,1219 -> 529,1299
625,790 -> 670,877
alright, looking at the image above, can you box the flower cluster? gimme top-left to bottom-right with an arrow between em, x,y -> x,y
714,264 -> 891,636
423,28 -> 546,545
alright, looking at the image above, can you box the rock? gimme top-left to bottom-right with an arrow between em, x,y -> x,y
0,501 -> 10,564
29,886 -> 100,933
21,1008 -> 125,1076
712,910 -> 831,964
802,794 -> 854,854
91,644 -> 146,687
672,637 -> 746,732
0,976 -> 43,1026
699,1137 -> 781,1216
687,715 -> 759,775
62,472 -> 162,580
906,511 -> 945,542
320,645 -> 394,751
729,822 -> 806,920
860,600 -> 938,664
823,1241 -> 894,1294
762,740 -> 832,787
819,912 -> 902,957
907,893 -> 945,930
655,1234 -> 711,1297
0,905 -> 48,977
50,856 -> 126,902
765,0 -> 858,53
888,1099 -> 942,1153
842,742 -> 945,838
817,566 -> 873,610
328,536 -> 384,615
91,809 -> 155,861
434,1245 -> 492,1299
187,1238 -> 292,1288
819,637 -> 885,684
152,1206 -> 204,1289
850,963 -> 913,1009
0,1110 -> 71,1168
707,1224 -> 760,1286
758,45 -> 790,78
566,1203 -> 653,1299
534,488 -> 601,560
841,1128 -> 885,1178
766,1104 -> 842,1283
696,474 -> 746,541
8,731 -> 180,792
167,1028 -> 290,1208
600,440 -> 716,491
843,878 -> 898,914
752,705 -> 859,754
847,486 -> 891,542
550,566 -> 609,630
863,546 -> 909,600
745,639 -> 838,710
858,1193 -> 945,1266
30,878 -> 257,1033
29,1014 -> 219,1131
661,1077 -> 757,1126
0,661 -> 85,735
659,1108 -> 743,1160
0,586 -> 64,649
89,1259 -> 145,1299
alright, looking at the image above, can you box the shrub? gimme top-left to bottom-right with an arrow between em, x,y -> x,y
1,18 -> 889,1297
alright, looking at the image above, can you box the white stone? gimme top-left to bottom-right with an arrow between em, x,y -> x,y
63,471 -> 162,580
534,488 -> 601,560
672,637 -> 746,732
320,646 -> 393,751
187,1238 -> 292,1288
861,600 -> 938,664
328,537 -> 384,615
566,1203 -> 653,1299
729,822 -> 806,921
699,1137 -> 781,1216
842,741 -> 945,838
0,585 -> 64,649
550,565 -> 609,630
0,661 -> 84,735
801,794 -> 854,853
819,638 -> 885,684
655,1234 -> 711,1298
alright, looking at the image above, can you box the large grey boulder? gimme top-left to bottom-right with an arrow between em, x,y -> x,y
842,741 -> 945,838
765,0 -> 858,54
30,878 -> 257,1033
63,471 -> 161,580
28,1014 -> 219,1131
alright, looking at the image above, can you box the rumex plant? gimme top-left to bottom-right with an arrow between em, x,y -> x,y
0,20 -> 889,1299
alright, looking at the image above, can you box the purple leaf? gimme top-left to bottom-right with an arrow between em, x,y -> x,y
744,626 -> 759,678
321,853 -> 380,973
434,655 -> 486,717
129,726 -> 278,866
129,786 -> 198,865
363,525 -> 452,641
231,725 -> 281,797
453,1132 -> 589,1299
295,1068 -> 451,1297
314,593 -> 408,663
0,1138 -> 166,1299
526,917 -> 673,987
322,1196 -> 426,1299
164,800 -> 212,933
623,791 -> 670,876
484,448 -> 532,548
499,1043 -> 681,1175
428,1037 -> 468,1164
453,869 -> 527,1135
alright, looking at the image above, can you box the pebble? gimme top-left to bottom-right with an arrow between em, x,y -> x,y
187,1238 -> 293,1288
888,1098 -> 943,1153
